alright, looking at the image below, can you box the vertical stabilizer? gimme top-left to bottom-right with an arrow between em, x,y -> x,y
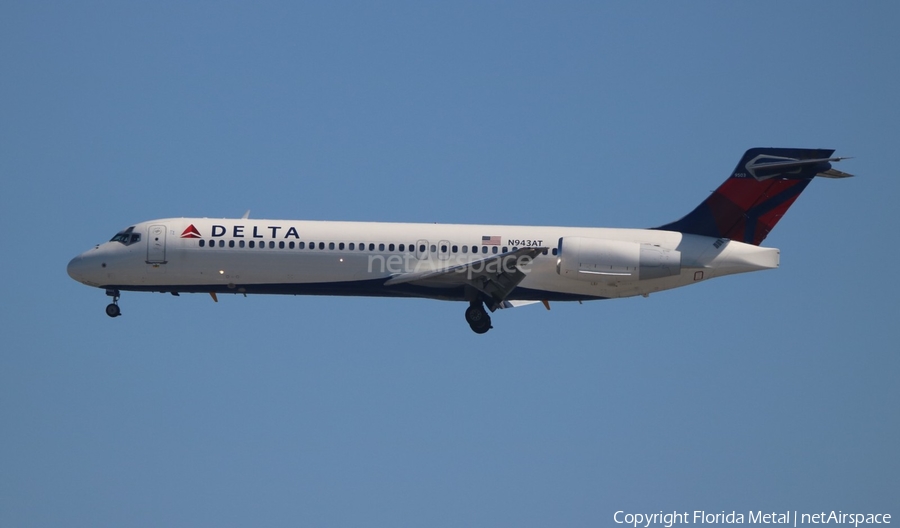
655,148 -> 850,245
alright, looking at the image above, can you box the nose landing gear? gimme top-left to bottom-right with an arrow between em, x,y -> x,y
105,289 -> 121,318
465,301 -> 492,334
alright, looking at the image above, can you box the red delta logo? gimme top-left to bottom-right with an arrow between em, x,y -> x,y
180,224 -> 202,238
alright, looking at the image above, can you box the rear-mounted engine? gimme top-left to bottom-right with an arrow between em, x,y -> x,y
556,237 -> 681,282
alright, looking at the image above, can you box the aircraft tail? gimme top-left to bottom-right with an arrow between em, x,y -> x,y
655,148 -> 852,245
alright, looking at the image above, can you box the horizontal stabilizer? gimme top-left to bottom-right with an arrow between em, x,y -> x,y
744,154 -> 852,180
818,167 -> 854,179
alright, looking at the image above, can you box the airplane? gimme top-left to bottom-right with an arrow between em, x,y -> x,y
67,148 -> 852,334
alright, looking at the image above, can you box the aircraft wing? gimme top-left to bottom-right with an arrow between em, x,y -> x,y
383,247 -> 547,309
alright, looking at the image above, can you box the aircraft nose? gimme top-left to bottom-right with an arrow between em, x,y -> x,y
67,255 -> 87,282
67,252 -> 102,285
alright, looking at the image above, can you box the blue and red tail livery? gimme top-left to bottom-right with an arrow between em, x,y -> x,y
656,148 -> 851,245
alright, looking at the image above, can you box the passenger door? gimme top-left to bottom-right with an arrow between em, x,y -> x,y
147,224 -> 167,263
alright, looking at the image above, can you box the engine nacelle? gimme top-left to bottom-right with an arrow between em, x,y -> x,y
556,237 -> 681,282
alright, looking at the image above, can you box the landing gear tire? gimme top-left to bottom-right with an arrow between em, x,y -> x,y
465,305 -> 487,325
470,320 -> 491,334
465,304 -> 492,334
105,289 -> 121,318
105,303 -> 121,318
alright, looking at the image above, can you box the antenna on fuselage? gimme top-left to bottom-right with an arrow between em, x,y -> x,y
242,210 -> 250,219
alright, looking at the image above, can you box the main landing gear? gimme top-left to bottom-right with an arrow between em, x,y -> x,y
105,289 -> 121,318
465,301 -> 492,334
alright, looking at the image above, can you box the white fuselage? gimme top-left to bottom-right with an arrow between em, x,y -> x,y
67,217 -> 779,302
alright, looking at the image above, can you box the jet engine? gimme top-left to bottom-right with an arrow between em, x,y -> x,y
556,237 -> 681,282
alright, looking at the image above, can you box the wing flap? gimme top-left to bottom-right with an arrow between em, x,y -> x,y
384,247 -> 547,309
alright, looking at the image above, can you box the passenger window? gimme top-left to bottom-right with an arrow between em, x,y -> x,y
269,241 -> 275,249
379,243 -> 385,251
279,241 -> 285,249
349,243 -> 355,250
298,242 -> 305,249
492,246 -> 498,254
239,240 -> 245,248
441,244 -> 447,252
512,247 -> 518,251
502,246 -> 508,253
369,243 -> 375,251
249,241 -> 255,248
398,244 -> 404,252
452,245 -> 458,253
389,243 -> 395,251
482,246 -> 488,254
219,240 -> 225,248
199,240 -> 205,247
542,249 -> 548,255
329,242 -> 335,250
462,245 -> 467,253
360,243 -> 365,251
319,242 -> 325,250
430,244 -> 436,252
229,240 -> 235,248
419,244 -> 426,252
339,242 -> 345,250
289,241 -> 295,249
552,248 -> 558,256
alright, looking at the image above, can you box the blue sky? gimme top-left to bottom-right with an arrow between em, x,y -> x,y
1,2 -> 897,526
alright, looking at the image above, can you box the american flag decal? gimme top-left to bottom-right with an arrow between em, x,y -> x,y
481,235 -> 501,245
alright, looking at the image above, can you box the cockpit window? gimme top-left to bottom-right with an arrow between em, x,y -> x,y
110,226 -> 141,246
